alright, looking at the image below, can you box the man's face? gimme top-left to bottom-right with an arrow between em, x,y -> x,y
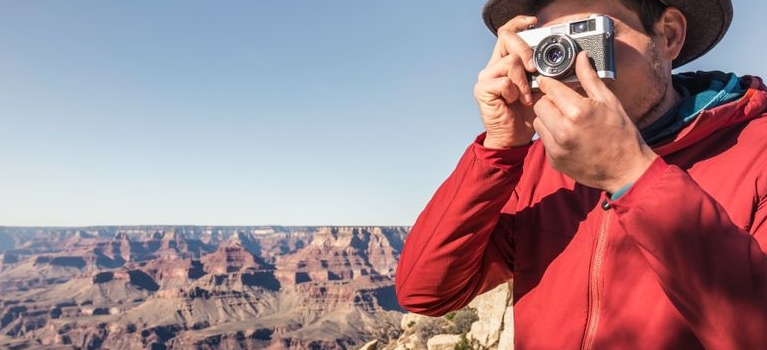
535,0 -> 675,128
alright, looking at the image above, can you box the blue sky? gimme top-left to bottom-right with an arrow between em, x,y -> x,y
1,1 -> 765,227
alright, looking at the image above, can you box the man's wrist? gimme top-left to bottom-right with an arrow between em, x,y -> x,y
474,133 -> 532,172
604,152 -> 658,194
483,133 -> 532,149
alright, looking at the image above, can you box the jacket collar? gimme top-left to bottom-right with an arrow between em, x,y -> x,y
653,74 -> 767,156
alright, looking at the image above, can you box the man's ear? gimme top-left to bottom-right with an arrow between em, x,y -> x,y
656,7 -> 687,60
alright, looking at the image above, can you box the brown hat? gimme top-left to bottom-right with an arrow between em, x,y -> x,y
481,0 -> 733,68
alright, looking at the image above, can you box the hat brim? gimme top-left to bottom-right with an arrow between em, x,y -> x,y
481,0 -> 733,68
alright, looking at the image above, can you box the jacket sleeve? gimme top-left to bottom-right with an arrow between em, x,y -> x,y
395,134 -> 530,316
609,157 -> 767,349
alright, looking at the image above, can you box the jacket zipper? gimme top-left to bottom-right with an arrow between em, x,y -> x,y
582,207 -> 611,350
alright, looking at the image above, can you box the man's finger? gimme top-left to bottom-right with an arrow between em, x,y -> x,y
478,54 -> 524,80
535,74 -> 584,111
479,77 -> 520,106
479,52 -> 535,105
476,55 -> 531,104
574,52 -> 611,100
531,102 -> 561,154
533,94 -> 574,145
490,16 -> 538,70
532,116 -> 551,145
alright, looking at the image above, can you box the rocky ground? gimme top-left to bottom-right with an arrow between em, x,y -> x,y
370,282 -> 514,350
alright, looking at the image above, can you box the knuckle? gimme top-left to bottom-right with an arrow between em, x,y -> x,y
547,148 -> 567,164
473,82 -> 489,100
499,77 -> 513,89
474,78 -> 507,100
563,105 -> 584,120
497,26 -> 515,37
497,78 -> 515,98
503,52 -> 523,68
477,68 -> 490,80
473,82 -> 482,97
556,131 -> 577,149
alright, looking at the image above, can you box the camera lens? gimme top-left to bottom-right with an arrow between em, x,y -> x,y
533,34 -> 579,79
544,46 -> 566,66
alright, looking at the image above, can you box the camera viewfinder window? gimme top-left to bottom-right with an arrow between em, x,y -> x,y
570,19 -> 596,34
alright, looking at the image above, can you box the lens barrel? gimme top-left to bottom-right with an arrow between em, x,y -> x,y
533,34 -> 578,79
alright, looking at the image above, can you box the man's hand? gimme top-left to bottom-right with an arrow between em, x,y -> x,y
474,16 -> 540,149
533,52 -> 657,194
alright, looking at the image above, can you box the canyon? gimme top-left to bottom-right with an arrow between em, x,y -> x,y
0,226 -> 408,349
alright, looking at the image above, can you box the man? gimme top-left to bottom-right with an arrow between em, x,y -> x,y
395,0 -> 767,348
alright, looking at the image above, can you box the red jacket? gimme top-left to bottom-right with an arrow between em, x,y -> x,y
396,75 -> 767,349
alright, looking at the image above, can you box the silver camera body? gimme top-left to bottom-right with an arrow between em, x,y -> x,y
518,14 -> 616,90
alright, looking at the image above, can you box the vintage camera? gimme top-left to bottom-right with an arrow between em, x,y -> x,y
518,14 -> 616,90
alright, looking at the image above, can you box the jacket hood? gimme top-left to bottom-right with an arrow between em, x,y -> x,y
654,74 -> 767,156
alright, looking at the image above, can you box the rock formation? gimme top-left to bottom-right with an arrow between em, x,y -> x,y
380,282 -> 514,350
0,226 -> 409,349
